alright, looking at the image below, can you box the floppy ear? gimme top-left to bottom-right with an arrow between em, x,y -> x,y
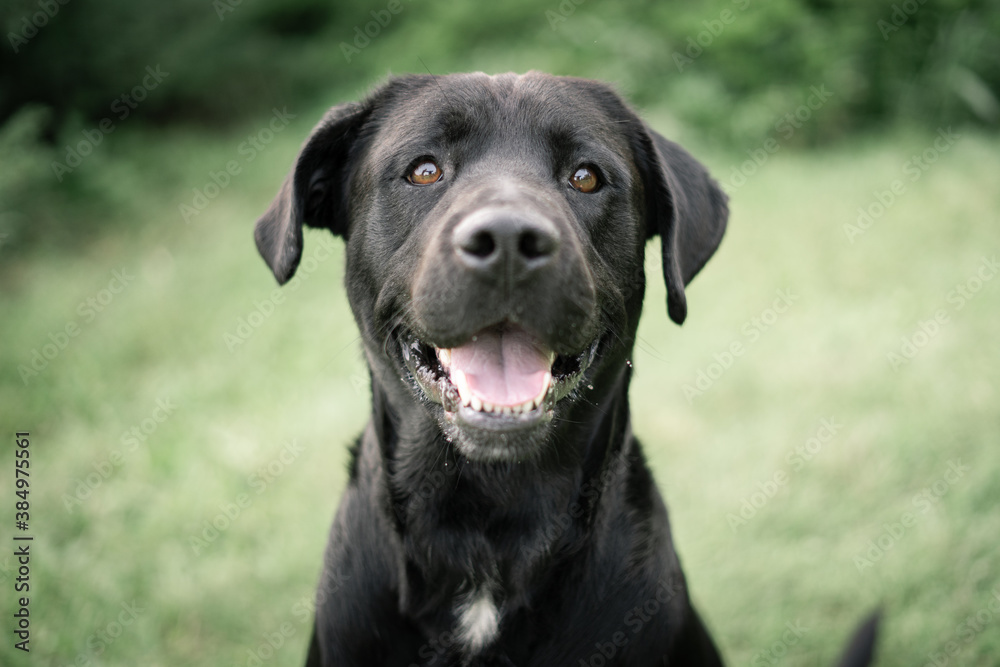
637,127 -> 729,325
254,101 -> 370,284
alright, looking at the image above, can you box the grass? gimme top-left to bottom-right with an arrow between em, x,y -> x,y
1,106 -> 998,666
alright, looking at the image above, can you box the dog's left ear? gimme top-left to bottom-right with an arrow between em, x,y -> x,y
254,101 -> 371,284
634,126 -> 729,325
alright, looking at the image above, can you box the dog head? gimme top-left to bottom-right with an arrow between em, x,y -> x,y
255,72 -> 727,462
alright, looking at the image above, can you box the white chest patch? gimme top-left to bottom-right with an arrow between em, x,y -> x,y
456,590 -> 500,653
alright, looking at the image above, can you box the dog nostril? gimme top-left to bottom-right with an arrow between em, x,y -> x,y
461,230 -> 496,259
518,229 -> 556,260
453,213 -> 559,269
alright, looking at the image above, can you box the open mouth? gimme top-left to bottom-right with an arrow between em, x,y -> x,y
400,322 -> 599,430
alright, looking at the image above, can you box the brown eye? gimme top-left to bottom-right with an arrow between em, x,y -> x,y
569,166 -> 600,193
408,159 -> 442,185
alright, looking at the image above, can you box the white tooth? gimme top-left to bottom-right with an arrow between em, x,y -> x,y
547,350 -> 556,363
518,399 -> 534,413
438,348 -> 451,369
452,369 -> 472,405
502,406 -> 512,416
471,396 -> 483,412
533,372 -> 552,407
510,403 -> 522,415
483,401 -> 495,413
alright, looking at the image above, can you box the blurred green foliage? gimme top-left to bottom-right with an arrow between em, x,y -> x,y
1,0 -> 998,250
3,0 -> 998,134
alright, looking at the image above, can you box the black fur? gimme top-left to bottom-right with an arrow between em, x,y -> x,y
254,72 -> 876,667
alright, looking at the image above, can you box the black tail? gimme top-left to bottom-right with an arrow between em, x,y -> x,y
834,610 -> 880,667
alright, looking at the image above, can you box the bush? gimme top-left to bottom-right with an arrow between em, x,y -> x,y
1,0 -> 997,253
1,0 -> 997,141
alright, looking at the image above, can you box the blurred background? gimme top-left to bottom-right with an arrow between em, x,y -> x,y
1,0 -> 999,665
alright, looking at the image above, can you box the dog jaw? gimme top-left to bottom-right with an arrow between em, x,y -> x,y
398,323 -> 603,461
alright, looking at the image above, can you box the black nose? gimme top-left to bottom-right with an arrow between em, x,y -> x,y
453,211 -> 559,278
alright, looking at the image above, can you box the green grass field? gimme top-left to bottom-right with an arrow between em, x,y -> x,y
2,106 -> 998,666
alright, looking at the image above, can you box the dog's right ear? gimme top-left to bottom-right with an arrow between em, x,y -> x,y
633,125 -> 729,326
254,101 -> 371,284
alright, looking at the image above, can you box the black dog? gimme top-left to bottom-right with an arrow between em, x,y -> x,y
254,72 -> 877,667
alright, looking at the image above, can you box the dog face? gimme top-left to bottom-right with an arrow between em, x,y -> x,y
255,72 -> 727,462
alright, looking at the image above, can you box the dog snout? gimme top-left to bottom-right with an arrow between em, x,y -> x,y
452,209 -> 560,280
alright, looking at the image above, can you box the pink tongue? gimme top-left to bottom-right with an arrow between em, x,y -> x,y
448,327 -> 552,407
